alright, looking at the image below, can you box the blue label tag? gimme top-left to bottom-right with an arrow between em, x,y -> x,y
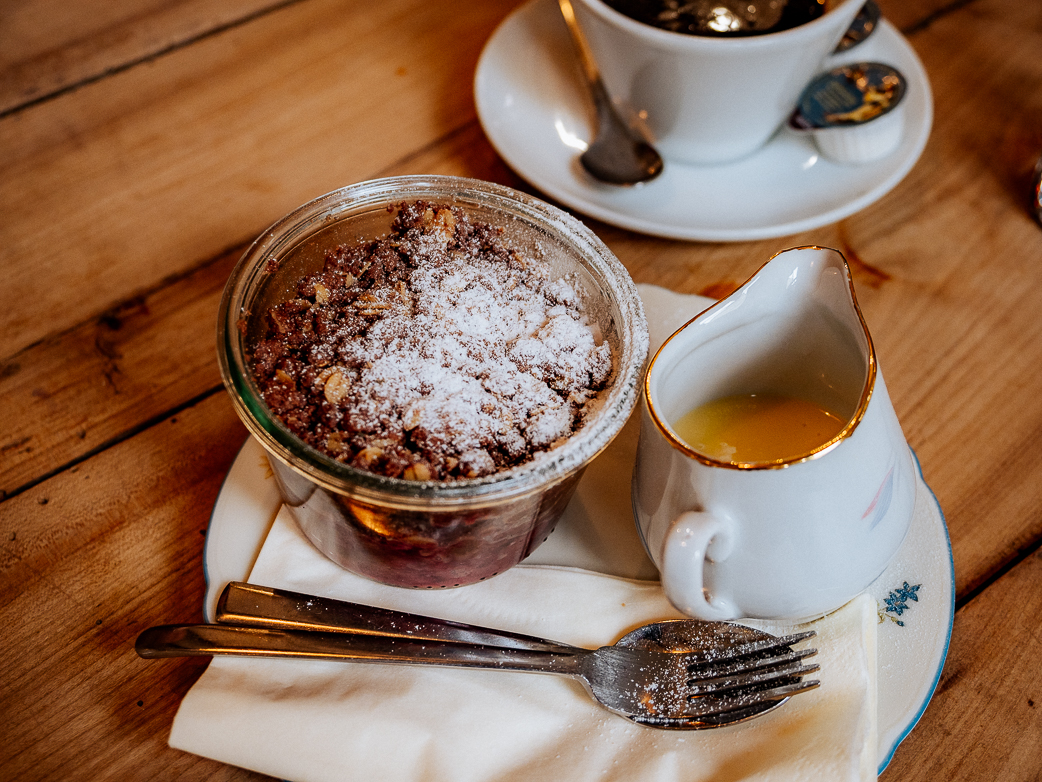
791,62 -> 906,129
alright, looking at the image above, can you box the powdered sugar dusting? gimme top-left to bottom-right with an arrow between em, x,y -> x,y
250,201 -> 613,482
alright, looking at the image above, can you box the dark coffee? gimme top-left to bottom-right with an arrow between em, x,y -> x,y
603,0 -> 833,36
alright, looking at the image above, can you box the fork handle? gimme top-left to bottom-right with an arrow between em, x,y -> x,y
217,581 -> 580,654
136,623 -> 584,675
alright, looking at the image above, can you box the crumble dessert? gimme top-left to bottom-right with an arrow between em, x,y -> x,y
249,201 -> 613,482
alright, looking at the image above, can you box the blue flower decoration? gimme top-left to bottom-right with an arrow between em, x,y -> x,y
881,582 -> 921,626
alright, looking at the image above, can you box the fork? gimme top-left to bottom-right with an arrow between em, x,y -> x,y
136,583 -> 820,728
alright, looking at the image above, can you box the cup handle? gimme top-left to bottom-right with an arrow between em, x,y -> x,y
661,511 -> 738,621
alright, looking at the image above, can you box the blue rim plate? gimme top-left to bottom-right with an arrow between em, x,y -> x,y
202,285 -> 954,773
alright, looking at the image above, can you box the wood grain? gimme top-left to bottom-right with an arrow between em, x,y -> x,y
0,393 -> 263,780
0,0 -> 523,359
883,548 -> 1042,780
0,0 -> 289,115
2,0 -> 1042,778
0,250 -> 233,499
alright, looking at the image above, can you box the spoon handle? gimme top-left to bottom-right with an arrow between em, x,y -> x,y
557,0 -> 600,87
136,623 -> 580,674
216,581 -> 579,654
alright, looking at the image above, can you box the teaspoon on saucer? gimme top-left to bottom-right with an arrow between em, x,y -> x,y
557,0 -> 664,185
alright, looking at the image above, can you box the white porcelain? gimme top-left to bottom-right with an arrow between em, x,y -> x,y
571,0 -> 863,164
473,0 -> 933,241
634,247 -> 915,621
812,102 -> 906,163
203,285 -> 952,774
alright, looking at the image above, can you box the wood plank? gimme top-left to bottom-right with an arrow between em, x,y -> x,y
0,249 -> 236,498
0,0 -> 968,119
0,391 -> 243,607
882,547 -> 1042,780
875,0 -> 974,35
0,581 -> 272,781
0,0 -> 523,359
3,0 -> 1041,779
0,0 -> 287,115
0,392 -> 270,780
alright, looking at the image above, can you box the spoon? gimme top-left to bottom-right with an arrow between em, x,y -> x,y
216,581 -> 813,660
557,0 -> 664,185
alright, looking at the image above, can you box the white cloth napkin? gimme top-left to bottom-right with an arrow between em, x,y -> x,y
170,508 -> 877,782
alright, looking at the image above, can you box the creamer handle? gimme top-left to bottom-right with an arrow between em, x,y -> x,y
661,511 -> 738,621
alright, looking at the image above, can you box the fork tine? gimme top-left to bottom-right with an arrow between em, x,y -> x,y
681,679 -> 822,718
684,630 -> 817,666
686,646 -> 818,681
688,661 -> 821,695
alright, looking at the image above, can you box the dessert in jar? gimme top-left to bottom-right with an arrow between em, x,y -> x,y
217,177 -> 648,589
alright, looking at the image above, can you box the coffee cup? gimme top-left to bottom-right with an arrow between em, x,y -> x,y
571,0 -> 865,164
631,247 -> 915,620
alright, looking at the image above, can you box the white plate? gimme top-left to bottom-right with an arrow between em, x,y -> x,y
473,0 -> 933,242
203,285 -> 953,774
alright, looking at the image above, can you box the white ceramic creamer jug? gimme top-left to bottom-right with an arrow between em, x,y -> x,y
632,246 -> 915,621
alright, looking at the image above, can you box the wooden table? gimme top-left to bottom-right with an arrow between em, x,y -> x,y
2,0 -> 1040,778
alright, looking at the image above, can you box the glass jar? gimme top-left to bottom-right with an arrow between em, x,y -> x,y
217,176 -> 648,588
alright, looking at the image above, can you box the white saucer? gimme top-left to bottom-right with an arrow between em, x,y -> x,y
203,285 -> 952,774
473,0 -> 933,242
